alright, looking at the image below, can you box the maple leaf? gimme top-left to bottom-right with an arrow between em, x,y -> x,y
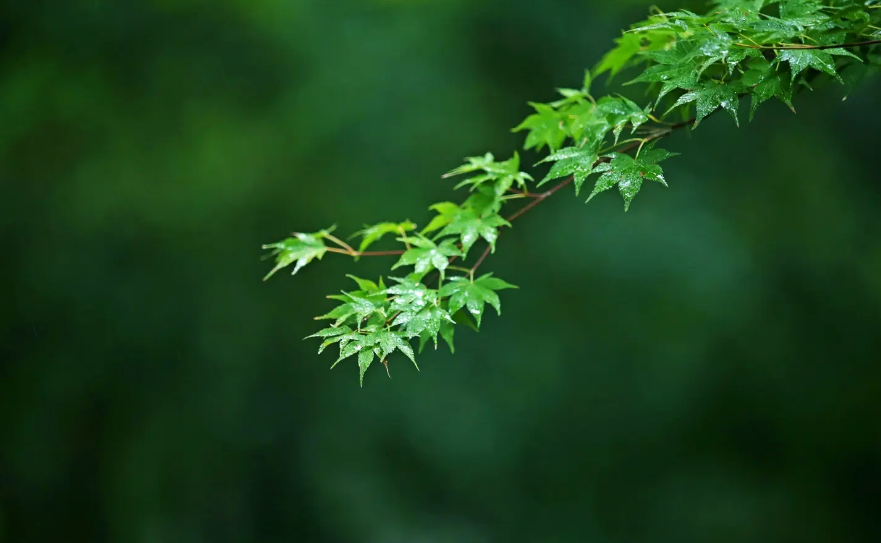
392,237 -> 461,279
386,275 -> 438,316
587,148 -> 678,211
437,210 -> 510,256
316,325 -> 417,387
512,102 -> 567,152
262,227 -> 332,280
627,62 -> 701,106
393,305 -> 455,347
741,59 -> 795,120
438,273 -> 518,327
537,146 -> 600,195
317,290 -> 387,327
778,48 -> 861,84
421,202 -> 460,235
596,96 -> 651,142
350,221 -> 416,253
669,82 -> 742,127
563,101 -> 613,149
595,30 -> 676,79
443,152 -> 533,196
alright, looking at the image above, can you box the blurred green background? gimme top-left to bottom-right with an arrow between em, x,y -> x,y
2,0 -> 881,542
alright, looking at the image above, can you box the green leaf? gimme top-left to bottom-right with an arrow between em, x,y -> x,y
538,146 -> 600,195
318,326 -> 417,386
317,290 -> 387,327
596,30 -> 675,79
512,102 -> 567,152
421,202 -> 460,235
437,210 -> 510,256
443,153 -> 533,195
394,305 -> 455,347
596,96 -> 650,142
587,149 -> 676,211
351,221 -> 416,253
345,275 -> 384,294
392,237 -> 461,279
386,275 -> 438,317
627,62 -> 700,106
439,273 -> 518,327
262,228 -> 332,280
358,348 -> 375,387
777,48 -> 856,84
669,82 -> 741,127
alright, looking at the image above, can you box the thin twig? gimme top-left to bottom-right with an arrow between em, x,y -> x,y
734,39 -> 881,51
507,187 -> 541,198
324,233 -> 358,255
325,247 -> 405,257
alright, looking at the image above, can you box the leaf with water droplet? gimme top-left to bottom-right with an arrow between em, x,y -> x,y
395,305 -> 455,347
596,96 -> 651,143
262,228 -> 332,280
538,146 -> 600,195
444,152 -> 533,196
777,48 -> 859,85
437,211 -> 510,256
438,273 -> 518,327
317,290 -> 387,327
350,221 -> 416,253
669,82 -> 742,127
316,326 -> 417,386
512,102 -> 567,152
392,237 -> 461,279
587,148 -> 677,212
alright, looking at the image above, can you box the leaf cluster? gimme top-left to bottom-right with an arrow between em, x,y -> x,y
261,0 -> 880,385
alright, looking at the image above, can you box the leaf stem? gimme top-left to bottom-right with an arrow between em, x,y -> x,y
734,39 -> 881,51
507,187 -> 541,198
324,233 -> 358,255
325,247 -> 405,257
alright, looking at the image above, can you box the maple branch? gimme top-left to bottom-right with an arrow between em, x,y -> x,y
325,247 -> 405,257
734,39 -> 881,51
470,245 -> 493,274
470,116 -> 696,275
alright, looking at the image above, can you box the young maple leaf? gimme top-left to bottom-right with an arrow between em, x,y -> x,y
394,305 -> 455,347
350,221 -> 416,253
587,149 -> 678,212
437,210 -> 510,256
778,48 -> 861,84
740,58 -> 795,120
537,146 -> 600,195
322,327 -> 417,387
596,96 -> 651,142
392,237 -> 461,279
438,273 -> 518,327
261,228 -> 332,280
443,153 -> 532,196
317,291 -> 387,327
512,102 -> 567,152
669,82 -> 742,127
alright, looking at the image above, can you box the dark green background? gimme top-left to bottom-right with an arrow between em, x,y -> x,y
3,1 -> 880,542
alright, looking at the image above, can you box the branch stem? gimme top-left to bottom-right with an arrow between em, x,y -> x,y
734,39 -> 881,51
325,247 -> 405,257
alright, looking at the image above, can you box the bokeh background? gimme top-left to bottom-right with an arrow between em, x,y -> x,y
3,0 -> 881,542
